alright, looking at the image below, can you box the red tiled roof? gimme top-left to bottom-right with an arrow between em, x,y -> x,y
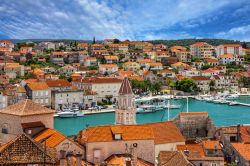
144,121 -> 185,144
222,44 -> 242,47
240,126 -> 250,143
202,140 -> 222,150
27,82 -> 49,90
78,121 -> 184,144
0,99 -> 55,116
159,151 -> 192,166
35,128 -> 66,148
219,54 -> 234,58
191,76 -> 210,81
191,42 -> 207,47
99,64 -> 118,68
79,77 -> 122,84
179,112 -> 208,117
232,143 -> 250,161
46,79 -> 71,88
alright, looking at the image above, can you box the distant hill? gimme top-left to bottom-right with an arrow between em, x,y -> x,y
10,39 -> 93,44
8,38 -> 250,48
150,38 -> 250,48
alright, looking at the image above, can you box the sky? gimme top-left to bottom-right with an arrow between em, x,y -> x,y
0,0 -> 250,41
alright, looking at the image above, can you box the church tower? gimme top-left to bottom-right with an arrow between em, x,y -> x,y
115,77 -> 136,125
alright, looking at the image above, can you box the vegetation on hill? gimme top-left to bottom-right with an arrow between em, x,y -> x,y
150,39 -> 250,47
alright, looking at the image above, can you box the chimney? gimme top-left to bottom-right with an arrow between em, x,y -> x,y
59,150 -> 67,166
130,143 -> 138,166
237,124 -> 241,142
76,153 -> 82,166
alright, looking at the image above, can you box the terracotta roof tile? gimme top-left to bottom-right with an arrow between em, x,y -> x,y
219,54 -> 234,58
137,58 -> 152,63
231,143 -> 250,161
99,64 -> 118,68
79,125 -> 154,143
177,144 -> 205,158
46,79 -> 71,88
35,128 -> 66,148
27,82 -> 49,90
144,121 -> 185,144
105,154 -> 154,166
159,151 -> 192,166
78,121 -> 184,144
79,77 -> 122,84
179,112 -> 208,117
202,140 -> 222,150
104,55 -> 119,60
191,42 -> 207,47
191,76 -> 210,81
0,99 -> 55,116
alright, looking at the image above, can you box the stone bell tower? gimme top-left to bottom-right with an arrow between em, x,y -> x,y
115,77 -> 136,125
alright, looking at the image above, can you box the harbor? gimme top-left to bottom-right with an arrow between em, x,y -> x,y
54,95 -> 250,136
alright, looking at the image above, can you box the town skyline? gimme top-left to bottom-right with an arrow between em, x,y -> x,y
1,0 -> 250,41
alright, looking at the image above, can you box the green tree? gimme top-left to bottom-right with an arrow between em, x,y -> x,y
176,78 -> 197,92
244,54 -> 250,64
201,64 -> 212,70
59,74 -> 66,80
88,66 -> 99,70
239,76 -> 250,88
150,82 -> 162,94
113,38 -> 120,44
209,80 -> 215,91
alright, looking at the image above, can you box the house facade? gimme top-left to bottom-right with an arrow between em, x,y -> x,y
26,82 -> 51,107
190,42 -> 214,58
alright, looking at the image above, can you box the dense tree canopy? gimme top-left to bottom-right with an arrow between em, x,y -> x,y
176,78 -> 198,92
150,39 -> 248,47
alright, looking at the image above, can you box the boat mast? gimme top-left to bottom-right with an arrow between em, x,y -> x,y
186,97 -> 189,113
168,99 -> 170,121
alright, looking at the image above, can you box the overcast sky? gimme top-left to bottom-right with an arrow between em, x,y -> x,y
0,0 -> 250,41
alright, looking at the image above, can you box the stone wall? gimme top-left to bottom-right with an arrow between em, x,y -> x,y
173,114 -> 216,140
0,113 -> 54,144
191,160 -> 224,166
86,139 -> 155,164
56,139 -> 84,159
21,113 -> 54,129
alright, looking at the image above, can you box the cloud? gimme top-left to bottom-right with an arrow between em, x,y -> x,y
0,0 -> 249,40
215,25 -> 250,41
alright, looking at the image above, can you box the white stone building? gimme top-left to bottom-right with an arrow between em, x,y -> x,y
99,64 -> 118,74
72,77 -> 122,102
26,82 -> 51,107
0,91 -> 8,109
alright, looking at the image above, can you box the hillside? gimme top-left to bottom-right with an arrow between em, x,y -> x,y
150,38 -> 250,48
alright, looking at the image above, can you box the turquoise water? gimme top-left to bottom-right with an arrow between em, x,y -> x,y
54,96 -> 250,136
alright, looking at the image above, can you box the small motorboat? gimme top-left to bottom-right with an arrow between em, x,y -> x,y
229,102 -> 239,106
166,104 -> 181,109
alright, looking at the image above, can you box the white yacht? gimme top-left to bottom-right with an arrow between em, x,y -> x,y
57,107 -> 84,118
226,94 -> 239,100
